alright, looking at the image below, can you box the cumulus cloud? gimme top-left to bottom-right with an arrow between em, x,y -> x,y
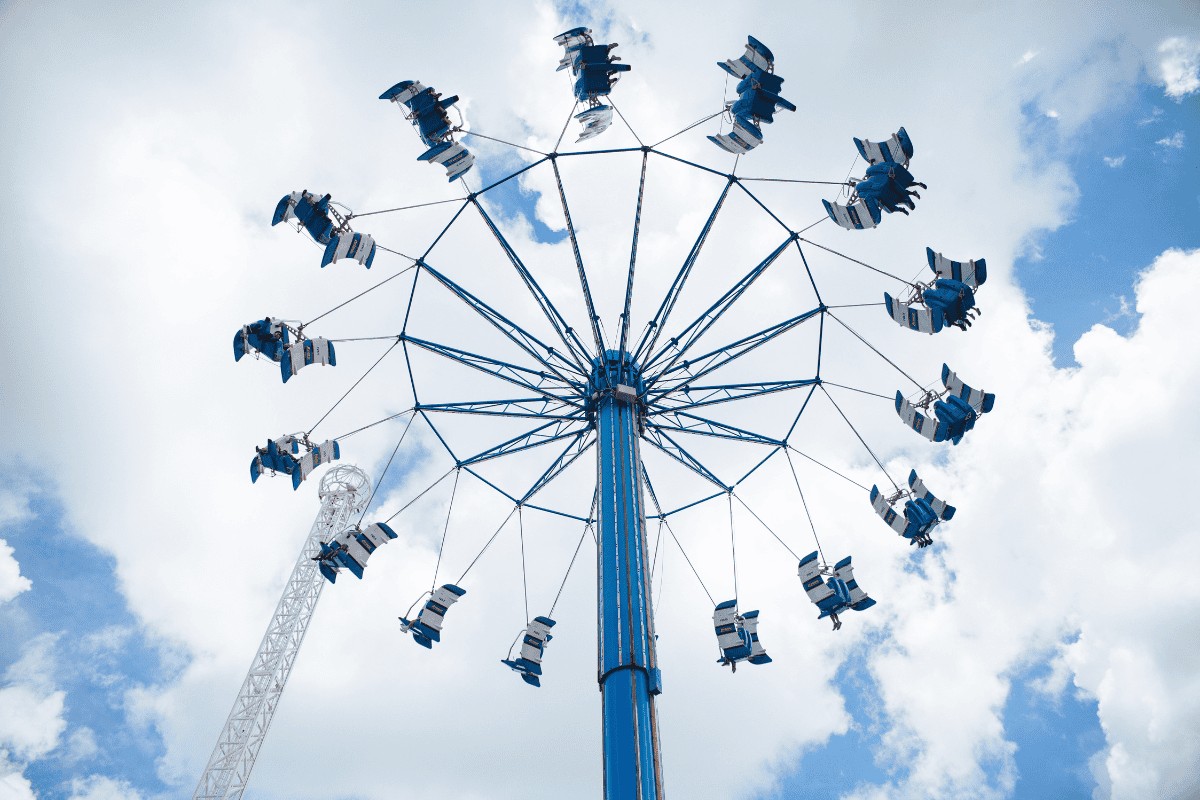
1158,37 -> 1200,99
1155,132 -> 1185,148
0,540 -> 30,604
67,776 -> 144,800
1102,155 -> 1126,167
1014,50 -> 1040,66
837,248 -> 1200,800
0,635 -> 67,762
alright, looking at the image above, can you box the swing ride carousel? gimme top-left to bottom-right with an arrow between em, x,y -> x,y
203,29 -> 995,800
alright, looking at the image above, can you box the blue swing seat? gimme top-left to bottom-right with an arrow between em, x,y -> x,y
315,522 -> 398,584
502,616 -> 556,687
399,584 -> 466,649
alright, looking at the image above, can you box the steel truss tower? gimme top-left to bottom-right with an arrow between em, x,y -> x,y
193,465 -> 370,800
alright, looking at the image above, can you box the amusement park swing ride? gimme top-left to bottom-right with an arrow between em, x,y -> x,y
197,27 -> 994,800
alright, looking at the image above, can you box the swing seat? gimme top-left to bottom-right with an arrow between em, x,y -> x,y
322,231 -> 377,269
717,36 -> 775,80
870,485 -> 942,545
234,318 -> 290,362
553,27 -> 592,72
713,600 -> 752,664
922,279 -> 976,329
741,609 -> 772,665
854,126 -> 914,168
575,105 -> 613,142
884,292 -> 943,334
272,191 -> 335,244
572,44 -> 630,102
823,198 -> 879,230
400,584 -> 466,649
281,337 -> 336,383
815,577 -> 852,619
799,552 -> 855,624
927,248 -> 987,290
502,616 -> 556,687
315,522 -> 398,584
907,470 -> 955,520
250,436 -> 299,484
832,556 -> 876,612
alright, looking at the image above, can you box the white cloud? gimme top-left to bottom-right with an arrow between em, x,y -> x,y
62,728 -> 98,764
1137,107 -> 1164,126
66,776 -> 143,800
1102,155 -> 1125,167
1155,131 -> 1185,148
0,635 -> 66,763
0,757 -> 36,800
0,540 -> 30,604
1015,50 -> 1040,66
1045,109 -> 1060,118
1158,37 -> 1200,99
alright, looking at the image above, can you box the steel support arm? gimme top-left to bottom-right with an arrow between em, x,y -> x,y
418,397 -> 579,420
632,179 -> 735,364
402,335 -> 581,407
646,378 -> 820,415
457,417 -> 588,468
648,412 -> 783,446
520,431 -> 596,504
472,199 -> 593,369
551,158 -> 605,353
645,306 -> 823,402
642,234 -> 795,382
421,262 -> 586,383
640,425 -> 728,491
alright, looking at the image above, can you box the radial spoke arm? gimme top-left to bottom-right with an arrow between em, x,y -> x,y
458,417 -> 588,468
617,150 -> 649,363
648,412 -> 783,447
402,334 -> 582,407
646,378 -> 820,415
421,261 -> 586,383
472,199 -> 593,369
632,179 -> 735,364
417,397 -> 580,419
642,234 -> 796,383
645,306 -> 824,402
551,158 -> 604,353
519,430 -> 596,504
641,425 -> 728,491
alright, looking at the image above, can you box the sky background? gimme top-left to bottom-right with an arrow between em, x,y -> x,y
1,2 -> 1198,800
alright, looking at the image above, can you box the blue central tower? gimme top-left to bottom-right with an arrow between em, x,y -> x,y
591,350 -> 664,800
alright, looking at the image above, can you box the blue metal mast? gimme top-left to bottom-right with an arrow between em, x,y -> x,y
593,349 -> 663,800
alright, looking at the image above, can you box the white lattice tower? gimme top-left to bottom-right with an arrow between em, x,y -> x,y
193,464 -> 370,800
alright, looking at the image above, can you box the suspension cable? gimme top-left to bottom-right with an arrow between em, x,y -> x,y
383,467 -> 455,525
554,101 -> 579,152
797,238 -> 914,286
304,265 -> 417,328
649,110 -> 725,149
732,492 -> 800,561
665,521 -> 714,606
608,98 -> 643,147
820,385 -> 899,492
727,491 -> 739,600
548,516 -> 591,618
348,197 -> 468,219
357,411 -> 416,524
796,216 -> 828,235
787,444 -> 868,492
307,338 -> 401,436
333,409 -> 413,443
461,130 -> 548,157
783,449 -> 826,564
430,468 -> 461,593
826,312 -> 924,391
822,381 -> 893,401
518,506 -> 530,623
456,506 -> 519,583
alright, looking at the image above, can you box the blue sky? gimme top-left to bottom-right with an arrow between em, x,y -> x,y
2,4 -> 1199,800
